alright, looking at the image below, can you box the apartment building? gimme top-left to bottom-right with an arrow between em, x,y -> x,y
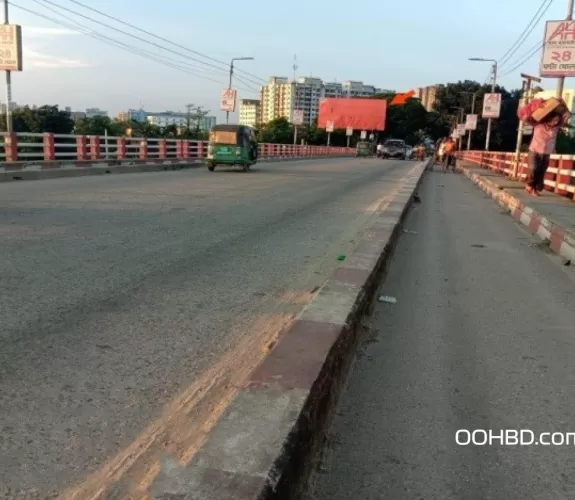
259,76 -> 381,125
415,85 -> 443,111
342,81 -> 377,97
259,76 -> 295,123
85,107 -> 108,118
238,99 -> 261,127
293,77 -> 324,124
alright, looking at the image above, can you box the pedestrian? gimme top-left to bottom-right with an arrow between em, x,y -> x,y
442,136 -> 457,173
376,142 -> 383,158
517,97 -> 571,196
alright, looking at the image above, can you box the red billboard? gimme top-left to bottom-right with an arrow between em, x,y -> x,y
317,98 -> 387,131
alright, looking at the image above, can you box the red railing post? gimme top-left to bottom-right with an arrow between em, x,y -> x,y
4,133 -> 17,161
182,140 -> 190,158
158,139 -> 167,159
545,156 -> 558,192
116,137 -> 126,160
139,138 -> 148,160
76,136 -> 88,161
555,155 -> 572,197
197,140 -> 204,159
89,136 -> 101,160
43,133 -> 55,161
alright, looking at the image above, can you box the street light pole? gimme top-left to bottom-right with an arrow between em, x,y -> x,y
3,0 -> 12,133
557,0 -> 574,99
226,57 -> 254,124
466,92 -> 477,150
469,57 -> 498,151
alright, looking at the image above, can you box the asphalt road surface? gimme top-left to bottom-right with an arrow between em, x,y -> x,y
0,158 -> 415,497
306,169 -> 575,500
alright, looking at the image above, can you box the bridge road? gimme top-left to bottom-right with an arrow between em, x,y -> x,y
306,169 -> 575,500
0,158 -> 415,496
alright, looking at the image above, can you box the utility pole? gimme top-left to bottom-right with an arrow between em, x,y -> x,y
556,0 -> 574,99
513,73 -> 541,179
186,103 -> 194,132
226,60 -> 234,125
467,93 -> 477,150
3,0 -> 12,132
226,57 -> 254,125
485,61 -> 497,151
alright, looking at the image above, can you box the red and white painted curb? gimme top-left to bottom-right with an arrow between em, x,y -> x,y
145,160 -> 430,499
460,166 -> 575,264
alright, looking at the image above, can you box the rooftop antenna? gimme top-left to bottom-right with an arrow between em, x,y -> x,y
292,54 -> 298,81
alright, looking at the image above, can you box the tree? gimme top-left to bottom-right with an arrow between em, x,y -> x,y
74,115 -> 122,136
0,105 -> 74,134
190,106 -> 210,135
432,81 -> 520,151
257,117 -> 294,144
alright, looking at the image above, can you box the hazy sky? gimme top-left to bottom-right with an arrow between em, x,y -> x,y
8,0 -> 569,121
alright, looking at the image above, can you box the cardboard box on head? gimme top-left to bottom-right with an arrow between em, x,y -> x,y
531,97 -> 568,123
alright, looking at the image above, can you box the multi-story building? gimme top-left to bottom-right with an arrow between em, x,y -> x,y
415,85 -> 443,112
324,82 -> 343,98
259,76 -> 381,125
259,76 -> 295,124
238,99 -> 261,127
85,107 -> 108,118
342,81 -> 377,98
293,77 -> 324,124
146,111 -> 216,131
71,111 -> 86,121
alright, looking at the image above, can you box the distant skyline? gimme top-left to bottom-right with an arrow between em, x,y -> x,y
6,0 -> 571,122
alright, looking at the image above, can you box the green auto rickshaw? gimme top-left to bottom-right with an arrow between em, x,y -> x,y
356,141 -> 373,157
206,124 -> 258,172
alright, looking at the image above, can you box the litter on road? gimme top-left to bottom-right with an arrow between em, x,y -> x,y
378,295 -> 397,304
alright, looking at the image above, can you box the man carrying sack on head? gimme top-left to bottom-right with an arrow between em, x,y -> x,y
517,97 -> 571,196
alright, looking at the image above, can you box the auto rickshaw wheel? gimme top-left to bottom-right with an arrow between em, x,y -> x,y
207,163 -> 215,172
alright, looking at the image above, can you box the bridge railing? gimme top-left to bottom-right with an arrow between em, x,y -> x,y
457,150 -> 575,201
0,132 -> 354,166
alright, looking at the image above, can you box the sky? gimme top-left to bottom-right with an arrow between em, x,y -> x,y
7,0 -> 569,122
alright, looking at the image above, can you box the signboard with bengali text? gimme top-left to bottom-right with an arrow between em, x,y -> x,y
465,114 -> 478,130
293,109 -> 304,125
482,93 -> 501,119
540,20 -> 575,77
0,24 -> 23,71
220,89 -> 237,112
326,120 -> 334,132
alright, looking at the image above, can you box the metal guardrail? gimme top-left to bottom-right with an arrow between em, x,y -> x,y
458,150 -> 575,200
0,132 -> 354,165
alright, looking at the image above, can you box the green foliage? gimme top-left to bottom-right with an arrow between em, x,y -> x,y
0,105 -> 74,134
0,105 -> 209,140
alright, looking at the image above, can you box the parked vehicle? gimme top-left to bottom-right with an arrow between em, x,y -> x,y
381,139 -> 407,160
356,140 -> 374,157
206,124 -> 258,172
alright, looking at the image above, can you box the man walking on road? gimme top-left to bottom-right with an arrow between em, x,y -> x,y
441,136 -> 457,173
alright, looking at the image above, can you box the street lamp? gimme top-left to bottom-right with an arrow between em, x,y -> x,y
469,57 -> 498,151
227,57 -> 254,124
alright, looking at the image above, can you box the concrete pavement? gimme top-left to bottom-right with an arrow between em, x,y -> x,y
0,157 -> 413,497
306,169 -> 575,500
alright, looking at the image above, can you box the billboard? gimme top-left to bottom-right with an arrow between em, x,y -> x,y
317,98 -> 386,131
465,114 -> 478,130
540,20 -> 575,77
0,24 -> 23,71
220,89 -> 237,112
293,109 -> 304,125
482,93 -> 501,118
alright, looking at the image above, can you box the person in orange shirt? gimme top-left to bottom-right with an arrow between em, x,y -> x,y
442,137 -> 457,172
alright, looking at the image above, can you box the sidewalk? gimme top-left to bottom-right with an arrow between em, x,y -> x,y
306,168 -> 575,500
458,161 -> 575,264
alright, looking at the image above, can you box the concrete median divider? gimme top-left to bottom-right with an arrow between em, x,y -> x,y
145,159 -> 430,499
0,155 -> 354,183
458,163 -> 575,265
